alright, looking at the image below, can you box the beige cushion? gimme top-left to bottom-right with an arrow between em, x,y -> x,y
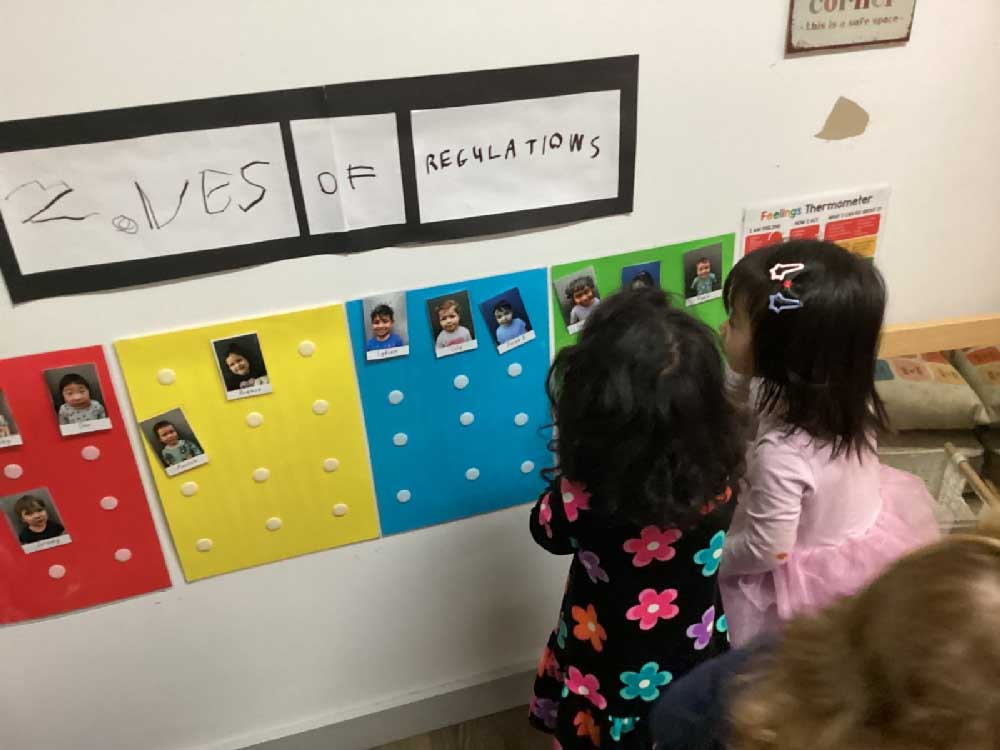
951,346 -> 1000,424
875,352 -> 989,430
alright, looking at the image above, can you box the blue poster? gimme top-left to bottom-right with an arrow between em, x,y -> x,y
348,268 -> 552,535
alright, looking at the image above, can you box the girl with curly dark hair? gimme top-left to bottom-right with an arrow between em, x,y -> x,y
528,286 -> 746,749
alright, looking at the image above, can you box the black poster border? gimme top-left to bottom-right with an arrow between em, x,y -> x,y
0,55 -> 638,303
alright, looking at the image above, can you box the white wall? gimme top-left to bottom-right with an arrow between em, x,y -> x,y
2,2 -> 999,749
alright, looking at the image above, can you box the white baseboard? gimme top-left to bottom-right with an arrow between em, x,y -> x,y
197,661 -> 536,750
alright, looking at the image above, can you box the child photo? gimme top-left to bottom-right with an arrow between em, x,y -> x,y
362,292 -> 410,361
621,260 -> 661,291
553,266 -> 601,334
478,287 -> 536,354
0,389 -> 22,448
140,407 -> 208,477
43,364 -> 112,436
1,487 -> 72,554
683,243 -> 724,306
427,291 -> 478,358
211,332 -> 272,401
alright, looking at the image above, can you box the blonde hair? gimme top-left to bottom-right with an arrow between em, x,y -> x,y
731,532 -> 1000,750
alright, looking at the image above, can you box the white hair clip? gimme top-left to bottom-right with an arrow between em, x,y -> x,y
769,262 -> 805,281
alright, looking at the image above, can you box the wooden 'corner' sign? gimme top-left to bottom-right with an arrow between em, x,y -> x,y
787,0 -> 916,53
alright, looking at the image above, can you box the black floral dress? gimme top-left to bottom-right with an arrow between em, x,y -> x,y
528,476 -> 732,749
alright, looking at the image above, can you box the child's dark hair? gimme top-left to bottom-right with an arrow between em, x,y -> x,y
493,300 -> 514,315
697,257 -> 711,266
152,420 -> 175,439
545,287 -> 745,528
724,239 -> 888,458
565,275 -> 595,300
14,495 -> 46,516
628,270 -> 655,290
226,343 -> 249,359
371,304 -> 394,321
58,373 -> 90,392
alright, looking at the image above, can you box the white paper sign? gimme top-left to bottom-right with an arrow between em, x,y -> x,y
411,90 -> 620,223
0,124 -> 299,274
290,114 -> 406,234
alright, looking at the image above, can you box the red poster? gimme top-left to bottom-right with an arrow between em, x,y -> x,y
0,346 -> 170,623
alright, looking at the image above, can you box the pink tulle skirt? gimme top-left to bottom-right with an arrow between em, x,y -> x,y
720,465 -> 941,647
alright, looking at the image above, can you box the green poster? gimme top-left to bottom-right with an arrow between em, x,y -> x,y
549,233 -> 735,352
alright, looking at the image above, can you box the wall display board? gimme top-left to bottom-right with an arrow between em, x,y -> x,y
549,234 -> 735,353
741,186 -> 890,259
348,268 -> 552,535
0,56 -> 638,302
115,305 -> 379,581
0,346 -> 170,623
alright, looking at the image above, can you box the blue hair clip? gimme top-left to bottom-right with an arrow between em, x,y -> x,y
768,291 -> 802,314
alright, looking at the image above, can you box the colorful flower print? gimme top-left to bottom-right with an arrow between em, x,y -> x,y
573,710 -> 600,746
537,645 -> 562,680
564,666 -> 608,710
623,526 -> 682,567
626,588 -> 679,630
578,549 -> 610,583
619,661 -> 672,702
556,616 -> 568,649
530,695 -> 559,729
538,492 -> 553,538
609,715 -> 639,742
693,530 -> 726,576
686,605 -> 715,650
572,604 -> 608,652
560,478 -> 591,521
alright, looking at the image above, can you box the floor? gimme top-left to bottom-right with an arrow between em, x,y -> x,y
372,706 -> 551,750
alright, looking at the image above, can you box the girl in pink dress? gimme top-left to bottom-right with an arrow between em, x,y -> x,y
718,239 -> 939,647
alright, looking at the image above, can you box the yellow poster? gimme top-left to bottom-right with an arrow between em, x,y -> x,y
115,304 -> 379,581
